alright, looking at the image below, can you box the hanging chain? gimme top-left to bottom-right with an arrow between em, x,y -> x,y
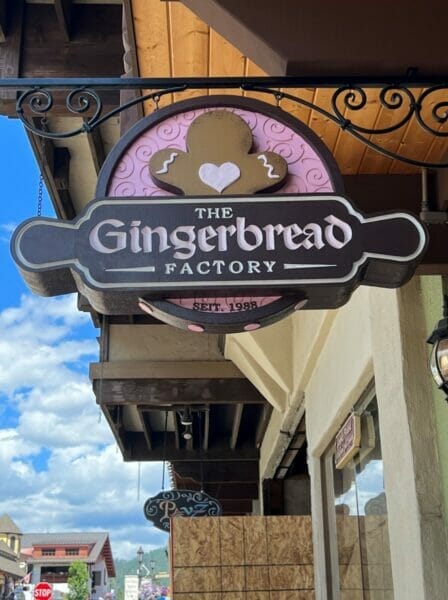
198,411 -> 204,493
37,174 -> 43,217
161,410 -> 168,490
36,116 -> 48,216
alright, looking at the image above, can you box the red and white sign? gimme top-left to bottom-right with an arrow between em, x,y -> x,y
34,583 -> 52,600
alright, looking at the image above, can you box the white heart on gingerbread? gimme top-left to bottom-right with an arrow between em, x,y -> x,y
198,162 -> 241,193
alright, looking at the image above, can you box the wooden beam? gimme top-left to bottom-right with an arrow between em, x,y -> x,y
90,360 -> 244,380
0,0 -> 24,111
177,481 -> 258,500
435,162 -> 448,212
137,407 -> 152,451
203,406 -> 209,450
181,0 -> 448,77
218,499 -> 253,514
171,460 -> 259,482
25,129 -> 76,220
84,122 -> 105,175
0,0 -> 7,42
255,404 -> 272,448
54,0 -> 72,42
120,0 -> 143,136
127,433 -> 259,462
102,405 -> 129,460
21,4 -> 123,78
173,410 -> 180,450
230,403 -> 243,450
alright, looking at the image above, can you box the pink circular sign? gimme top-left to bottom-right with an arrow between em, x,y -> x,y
97,96 -> 341,333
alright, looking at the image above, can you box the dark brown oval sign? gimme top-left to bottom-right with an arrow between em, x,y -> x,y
143,489 -> 222,532
10,96 -> 428,333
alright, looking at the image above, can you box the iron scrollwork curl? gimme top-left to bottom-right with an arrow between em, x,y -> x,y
13,79 -> 448,168
15,85 -> 187,139
244,83 -> 448,168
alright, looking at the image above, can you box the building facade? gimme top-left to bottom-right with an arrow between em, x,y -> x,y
0,515 -> 26,600
22,532 -> 115,599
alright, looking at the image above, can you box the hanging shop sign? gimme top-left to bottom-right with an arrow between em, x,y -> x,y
143,490 -> 223,532
335,414 -> 362,469
11,96 -> 428,333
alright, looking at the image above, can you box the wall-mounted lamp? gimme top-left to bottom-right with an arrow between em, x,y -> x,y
182,425 -> 193,440
180,407 -> 193,426
427,295 -> 448,397
178,407 -> 194,440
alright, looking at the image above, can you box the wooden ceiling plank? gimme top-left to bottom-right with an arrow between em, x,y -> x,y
280,87 -> 315,130
230,403 -> 243,450
332,88 -> 381,175
208,27 -> 245,96
54,0 -> 72,42
387,87 -> 445,174
169,0 -> 209,103
243,59 -> 277,105
132,0 -> 172,112
358,88 -> 423,174
121,0 -> 144,136
307,87 -> 343,157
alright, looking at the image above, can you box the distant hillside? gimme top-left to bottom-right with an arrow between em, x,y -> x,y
112,548 -> 169,600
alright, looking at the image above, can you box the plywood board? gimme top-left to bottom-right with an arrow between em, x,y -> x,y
243,516 -> 268,565
219,517 -> 245,565
171,516 -> 220,566
173,566 -> 221,593
246,593 -> 270,600
266,516 -> 313,565
269,565 -> 314,590
171,515 -> 315,597
221,566 -> 244,591
245,566 -> 270,591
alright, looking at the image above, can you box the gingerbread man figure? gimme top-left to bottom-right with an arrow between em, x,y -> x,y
148,110 -> 288,195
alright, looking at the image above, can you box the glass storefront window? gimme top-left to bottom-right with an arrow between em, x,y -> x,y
332,397 -> 394,600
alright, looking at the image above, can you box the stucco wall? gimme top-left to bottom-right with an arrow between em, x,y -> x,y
226,277 -> 448,599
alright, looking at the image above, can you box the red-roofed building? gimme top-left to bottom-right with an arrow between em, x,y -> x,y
21,533 -> 115,600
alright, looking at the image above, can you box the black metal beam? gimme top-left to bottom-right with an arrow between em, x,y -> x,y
1,75 -> 448,89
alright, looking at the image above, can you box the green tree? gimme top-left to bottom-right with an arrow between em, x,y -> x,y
67,561 -> 89,600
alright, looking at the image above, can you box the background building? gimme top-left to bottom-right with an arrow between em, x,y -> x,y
0,515 -> 26,600
22,532 -> 115,599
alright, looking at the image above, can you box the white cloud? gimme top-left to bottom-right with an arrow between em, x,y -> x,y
0,294 -> 168,559
0,222 -> 16,244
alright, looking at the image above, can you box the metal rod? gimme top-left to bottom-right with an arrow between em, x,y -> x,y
1,75 -> 448,89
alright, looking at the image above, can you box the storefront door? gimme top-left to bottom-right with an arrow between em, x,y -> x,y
324,395 -> 394,599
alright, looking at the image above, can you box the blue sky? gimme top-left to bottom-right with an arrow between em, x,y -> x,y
0,117 -> 168,560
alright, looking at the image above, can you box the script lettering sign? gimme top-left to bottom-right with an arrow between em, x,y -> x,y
335,414 -> 362,469
11,193 -> 426,332
143,490 -> 222,532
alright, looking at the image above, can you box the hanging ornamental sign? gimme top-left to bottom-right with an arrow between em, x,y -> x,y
143,490 -> 223,532
11,96 -> 427,333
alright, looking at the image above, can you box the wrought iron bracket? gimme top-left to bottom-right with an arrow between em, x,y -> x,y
2,75 -> 448,168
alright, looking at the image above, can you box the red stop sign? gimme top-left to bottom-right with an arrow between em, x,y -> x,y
34,583 -> 52,600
